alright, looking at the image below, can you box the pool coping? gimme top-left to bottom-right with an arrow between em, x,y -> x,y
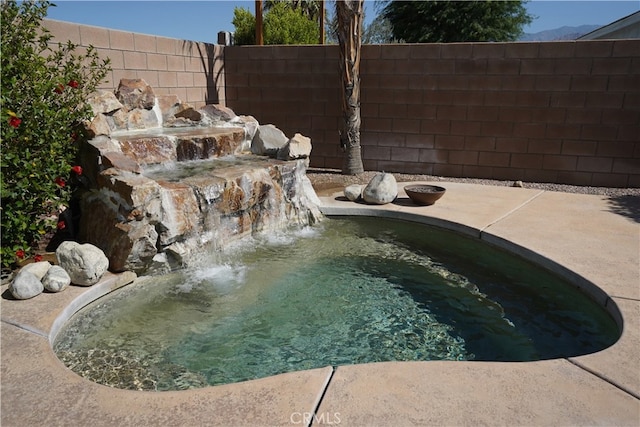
2,181 -> 639,426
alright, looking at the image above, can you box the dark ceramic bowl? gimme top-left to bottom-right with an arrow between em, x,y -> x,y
404,184 -> 446,206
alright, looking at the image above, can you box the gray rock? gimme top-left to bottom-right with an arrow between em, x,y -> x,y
147,253 -> 172,276
88,90 -> 124,115
42,265 -> 71,292
56,241 -> 109,286
115,78 -> 155,110
344,184 -> 363,201
88,113 -> 113,136
20,261 -> 52,280
252,124 -> 288,156
277,133 -> 312,160
200,104 -> 237,122
362,173 -> 398,205
101,151 -> 142,174
9,270 -> 44,300
126,108 -> 160,130
156,94 -> 182,121
175,107 -> 202,122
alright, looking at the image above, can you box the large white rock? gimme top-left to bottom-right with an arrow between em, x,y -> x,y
9,270 -> 44,300
56,241 -> 109,286
277,133 -> 312,160
252,124 -> 288,156
20,261 -> 52,280
344,184 -> 363,201
42,265 -> 71,292
362,173 -> 398,205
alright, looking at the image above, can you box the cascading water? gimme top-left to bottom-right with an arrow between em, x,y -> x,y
78,79 -> 321,274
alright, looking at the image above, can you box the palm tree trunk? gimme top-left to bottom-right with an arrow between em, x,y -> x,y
336,0 -> 364,175
255,0 -> 264,45
319,0 -> 325,44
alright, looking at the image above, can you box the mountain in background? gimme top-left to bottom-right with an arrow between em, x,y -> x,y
518,25 -> 601,41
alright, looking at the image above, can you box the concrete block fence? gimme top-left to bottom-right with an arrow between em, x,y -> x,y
44,19 -> 225,106
46,19 -> 639,187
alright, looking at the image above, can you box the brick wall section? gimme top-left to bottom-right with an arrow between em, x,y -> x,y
225,41 -> 640,187
43,19 -> 639,187
44,19 -> 224,107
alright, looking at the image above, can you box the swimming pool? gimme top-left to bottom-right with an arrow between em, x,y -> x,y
53,217 -> 619,391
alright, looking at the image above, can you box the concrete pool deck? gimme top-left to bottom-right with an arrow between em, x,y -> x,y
2,182 -> 639,426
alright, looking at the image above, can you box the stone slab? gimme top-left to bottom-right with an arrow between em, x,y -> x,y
316,360 -> 640,426
569,297 -> 640,399
481,190 -> 640,301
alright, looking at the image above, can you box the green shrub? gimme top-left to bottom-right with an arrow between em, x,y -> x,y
1,0 -> 111,268
232,2 -> 320,45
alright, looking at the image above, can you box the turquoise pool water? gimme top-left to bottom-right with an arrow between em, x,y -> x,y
54,217 -> 619,391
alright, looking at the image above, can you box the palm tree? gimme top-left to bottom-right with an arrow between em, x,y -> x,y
336,0 -> 364,175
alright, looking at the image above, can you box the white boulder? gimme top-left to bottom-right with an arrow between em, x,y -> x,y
362,173 -> 398,205
252,124 -> 288,156
42,265 -> 71,292
20,261 -> 52,280
344,184 -> 363,201
277,133 -> 312,160
9,270 -> 44,300
56,241 -> 109,286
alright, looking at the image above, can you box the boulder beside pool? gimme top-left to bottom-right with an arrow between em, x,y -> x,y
362,173 -> 398,205
9,269 -> 44,300
344,184 -> 363,201
20,261 -> 52,280
56,241 -> 109,286
42,265 -> 72,292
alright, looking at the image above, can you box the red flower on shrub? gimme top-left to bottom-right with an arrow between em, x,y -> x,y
54,177 -> 66,187
71,165 -> 83,175
16,249 -> 25,259
54,84 -> 64,94
33,254 -> 43,262
57,220 -> 66,230
8,116 -> 21,128
67,80 -> 79,89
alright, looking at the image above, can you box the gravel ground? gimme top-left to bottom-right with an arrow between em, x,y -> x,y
307,168 -> 640,197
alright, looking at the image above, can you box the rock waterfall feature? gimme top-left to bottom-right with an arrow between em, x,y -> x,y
78,79 -> 322,274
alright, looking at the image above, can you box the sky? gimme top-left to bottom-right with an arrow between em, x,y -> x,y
44,0 -> 640,44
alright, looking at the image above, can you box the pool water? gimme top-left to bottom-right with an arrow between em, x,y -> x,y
54,217 -> 619,391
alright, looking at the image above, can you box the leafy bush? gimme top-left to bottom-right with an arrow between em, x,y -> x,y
264,2 -> 319,45
232,2 -> 320,45
232,7 -> 256,45
1,0 -> 111,268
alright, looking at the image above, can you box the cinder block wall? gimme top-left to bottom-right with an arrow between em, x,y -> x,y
44,18 -> 639,187
225,41 -> 640,187
44,19 -> 224,107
